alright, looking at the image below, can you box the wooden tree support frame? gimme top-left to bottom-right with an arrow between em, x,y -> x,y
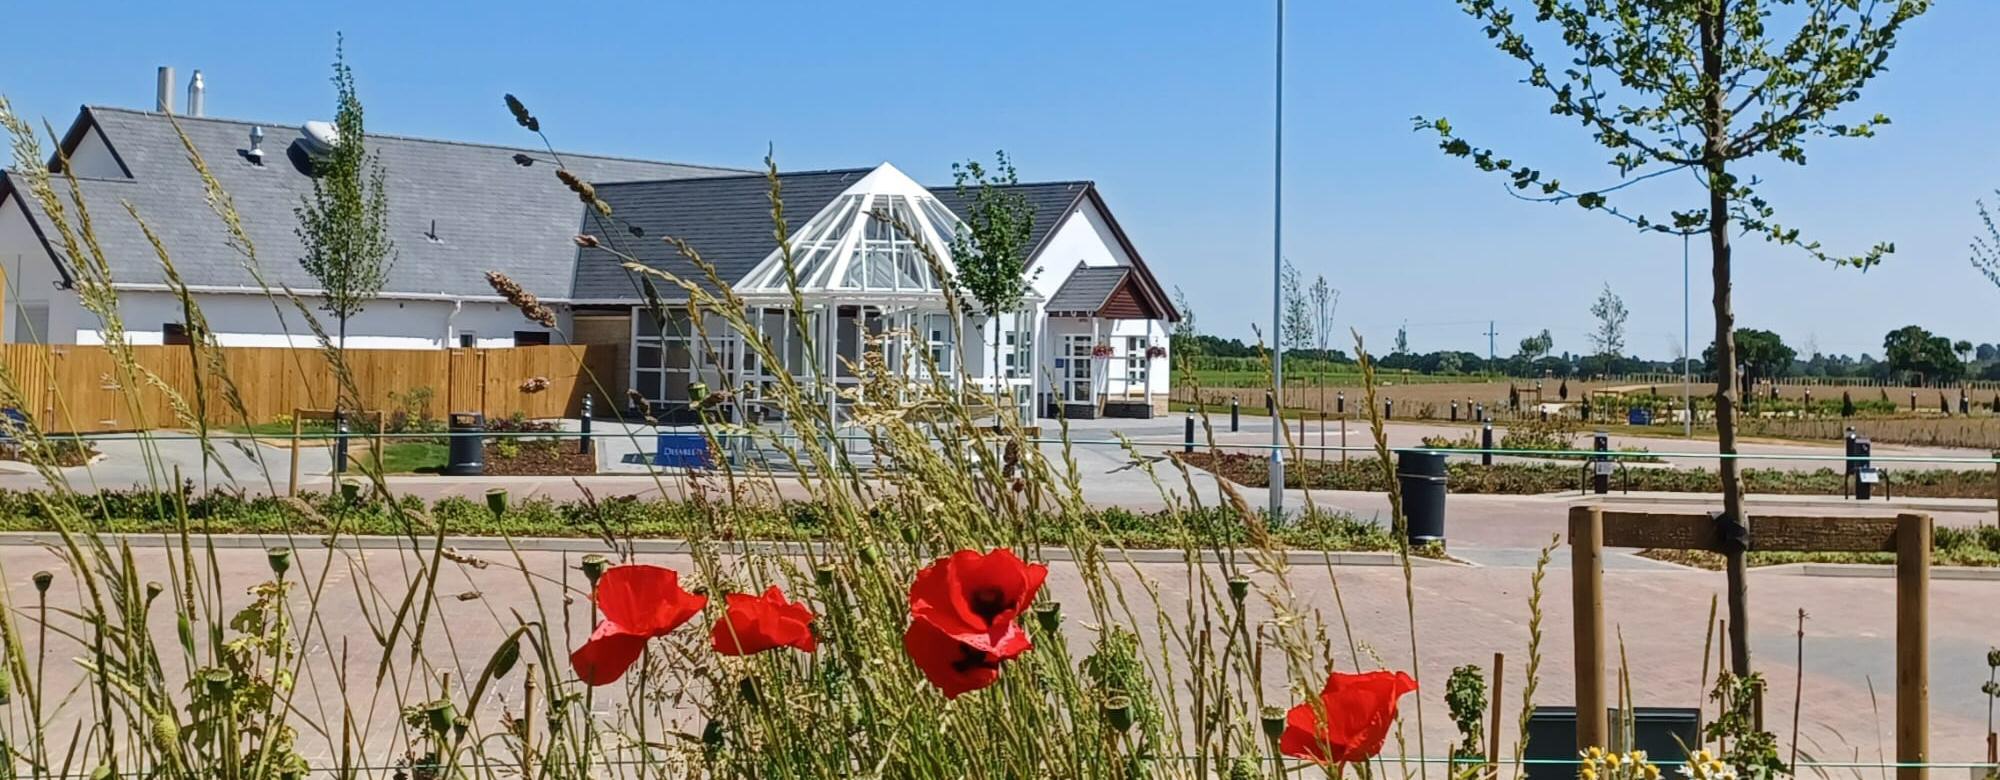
287,408 -> 386,497
1568,505 -> 1930,780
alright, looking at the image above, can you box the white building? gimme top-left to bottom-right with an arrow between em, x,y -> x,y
2,101 -> 1178,422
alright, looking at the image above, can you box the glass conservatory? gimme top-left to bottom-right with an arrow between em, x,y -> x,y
633,163 -> 1041,427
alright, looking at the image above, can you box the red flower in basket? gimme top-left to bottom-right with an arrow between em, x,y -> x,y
1280,669 -> 1419,765
1090,343 -> 1115,359
711,585 -> 817,656
1145,344 -> 1167,359
570,564 -> 707,685
903,548 -> 1048,698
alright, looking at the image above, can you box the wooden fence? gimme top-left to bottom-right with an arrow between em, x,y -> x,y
0,344 -> 621,433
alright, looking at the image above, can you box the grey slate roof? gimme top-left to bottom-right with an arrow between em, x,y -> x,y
1045,265 -> 1130,313
572,168 -> 1092,300
10,106 -> 741,299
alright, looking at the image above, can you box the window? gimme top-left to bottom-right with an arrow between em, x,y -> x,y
1002,326 -> 1033,379
163,323 -> 191,346
458,332 -> 478,348
1124,337 -> 1149,394
513,331 -> 551,346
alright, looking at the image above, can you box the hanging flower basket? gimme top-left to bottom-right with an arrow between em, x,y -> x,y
1145,345 -> 1167,359
1090,343 -> 1115,359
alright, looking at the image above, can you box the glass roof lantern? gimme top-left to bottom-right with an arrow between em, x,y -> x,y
737,163 -> 966,298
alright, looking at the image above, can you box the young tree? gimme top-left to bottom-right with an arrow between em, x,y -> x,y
1974,193 -> 2000,290
1953,339 -> 1973,366
1309,274 -> 1339,362
948,151 -> 1037,416
1588,283 -> 1628,358
1392,321 -> 1410,355
295,36 -> 395,355
1418,0 -> 1929,683
1517,329 -> 1554,364
1169,286 -> 1200,359
1280,259 -> 1314,358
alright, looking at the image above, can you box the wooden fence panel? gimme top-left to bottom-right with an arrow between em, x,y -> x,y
0,343 -> 622,432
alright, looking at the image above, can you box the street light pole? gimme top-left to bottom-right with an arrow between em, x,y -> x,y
1683,233 -> 1692,437
1267,0 -> 1287,520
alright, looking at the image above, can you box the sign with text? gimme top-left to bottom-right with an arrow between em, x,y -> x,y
655,433 -> 714,469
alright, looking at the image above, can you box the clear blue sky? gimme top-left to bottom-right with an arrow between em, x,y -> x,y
4,1 -> 1996,359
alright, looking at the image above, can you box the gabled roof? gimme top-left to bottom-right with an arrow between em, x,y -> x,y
572,169 -> 1180,323
13,106 -> 742,300
1046,265 -> 1130,314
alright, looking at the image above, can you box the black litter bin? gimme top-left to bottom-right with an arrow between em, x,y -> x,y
1523,707 -> 1580,780
446,412 -> 485,476
1397,450 -> 1449,544
1611,707 -> 1700,762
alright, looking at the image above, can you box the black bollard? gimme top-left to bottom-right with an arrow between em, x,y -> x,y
1592,430 -> 1610,494
1450,400 -> 1459,422
1230,398 -> 1240,432
1480,421 -> 1494,467
333,410 -> 349,475
1336,391 -> 1345,415
580,394 -> 594,455
1385,399 -> 1393,420
1183,415 -> 1195,455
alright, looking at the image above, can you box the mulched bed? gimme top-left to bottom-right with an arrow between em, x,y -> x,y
0,442 -> 98,467
483,439 -> 595,476
1173,450 -> 2000,499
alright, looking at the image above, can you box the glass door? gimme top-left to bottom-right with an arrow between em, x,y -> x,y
1063,335 -> 1094,404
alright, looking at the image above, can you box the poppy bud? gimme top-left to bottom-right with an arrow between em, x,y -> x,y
151,712 -> 180,752
1033,601 -> 1062,631
1984,681 -> 2000,697
423,699 -> 457,736
814,565 -> 837,588
857,545 -> 878,566
1227,574 -> 1252,604
145,580 -> 165,605
580,554 -> 610,586
701,718 -> 726,749
339,479 -> 362,504
573,234 -> 600,249
1260,705 -> 1287,739
31,571 -> 52,593
90,765 -> 111,780
267,547 -> 292,577
485,488 -> 509,518
737,678 -> 761,706
1103,696 -> 1133,733
1988,647 -> 2000,669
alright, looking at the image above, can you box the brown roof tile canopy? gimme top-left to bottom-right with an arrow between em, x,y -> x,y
1045,263 -> 1164,320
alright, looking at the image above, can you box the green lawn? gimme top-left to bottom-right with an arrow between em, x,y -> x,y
354,442 -> 448,475
1188,369 -> 1487,389
224,420 -> 335,438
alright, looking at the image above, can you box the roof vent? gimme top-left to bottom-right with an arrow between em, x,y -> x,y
155,66 -> 175,114
299,120 -> 339,159
187,70 -> 205,118
246,126 -> 265,165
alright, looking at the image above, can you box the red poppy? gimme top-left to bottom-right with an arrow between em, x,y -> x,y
1279,669 -> 1419,765
902,618 -> 1032,699
569,564 -> 708,685
711,585 -> 817,656
907,548 -> 1048,654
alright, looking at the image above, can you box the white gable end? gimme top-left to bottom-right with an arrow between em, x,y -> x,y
1029,196 -> 1134,301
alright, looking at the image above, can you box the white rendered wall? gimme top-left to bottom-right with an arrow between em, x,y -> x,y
1,194 -> 63,344
65,125 -> 129,180
69,290 -> 565,349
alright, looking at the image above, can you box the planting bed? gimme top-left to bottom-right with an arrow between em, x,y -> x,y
0,490 -> 1399,552
1175,450 -> 2000,499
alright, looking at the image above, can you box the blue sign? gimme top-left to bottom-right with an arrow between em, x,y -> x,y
655,433 -> 714,469
0,408 -> 28,445
1626,407 -> 1653,426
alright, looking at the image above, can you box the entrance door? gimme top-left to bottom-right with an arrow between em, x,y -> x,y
1062,335 -> 1095,404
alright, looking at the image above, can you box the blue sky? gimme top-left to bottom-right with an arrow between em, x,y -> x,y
3,1 -> 1996,359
